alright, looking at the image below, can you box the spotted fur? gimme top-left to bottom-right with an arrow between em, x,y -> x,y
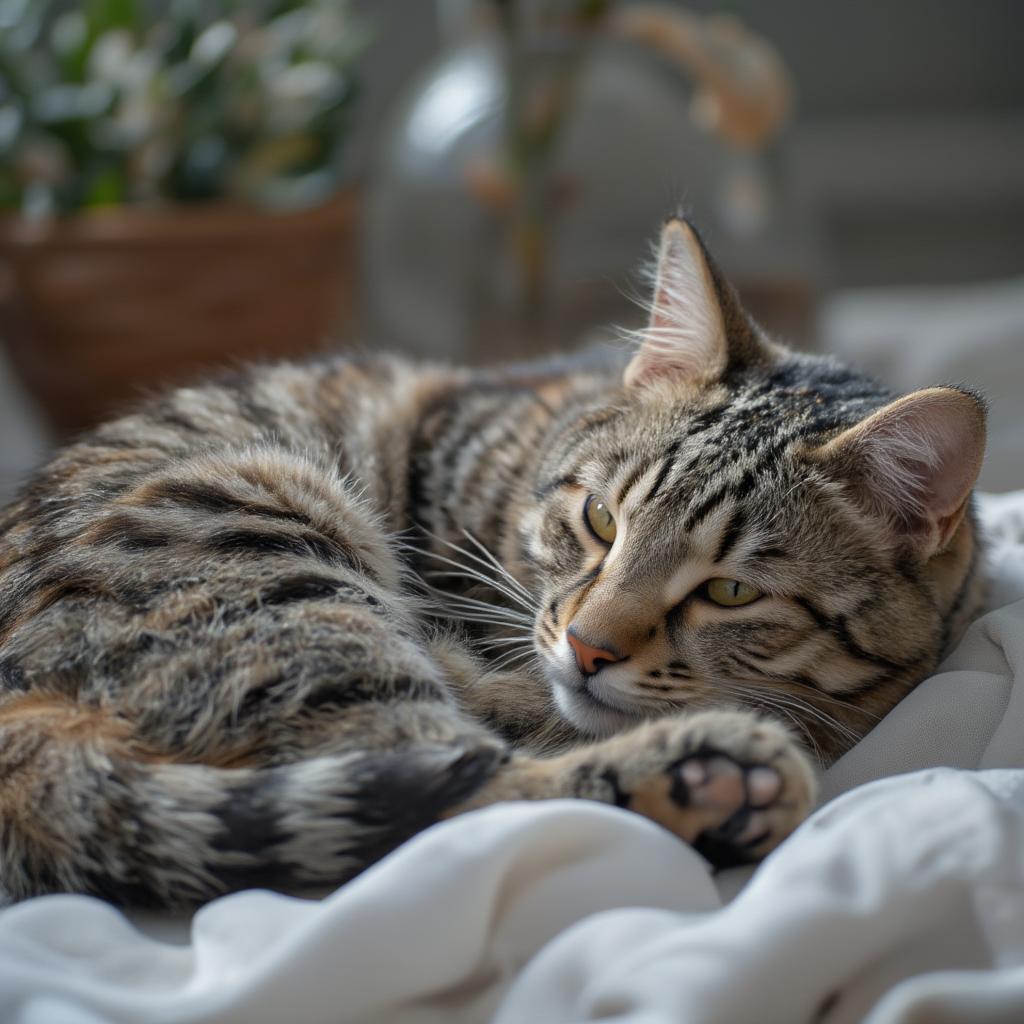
0,218 -> 983,906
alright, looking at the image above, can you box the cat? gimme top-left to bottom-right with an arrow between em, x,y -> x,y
0,217 -> 985,908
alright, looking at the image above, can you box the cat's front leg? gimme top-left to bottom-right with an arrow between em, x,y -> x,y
451,709 -> 817,867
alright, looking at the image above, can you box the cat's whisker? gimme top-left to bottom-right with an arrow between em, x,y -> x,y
490,655 -> 536,673
770,706 -> 826,765
421,601 -> 530,625
483,623 -> 535,644
415,582 -> 516,612
721,667 -> 881,732
716,686 -> 827,764
767,693 -> 862,747
414,552 -> 537,614
476,636 -> 535,652
422,606 -> 532,631
530,716 -> 577,758
415,598 -> 532,630
409,528 -> 539,613
457,530 -> 536,605
491,634 -> 540,659
715,680 -> 861,751
490,648 -> 538,673
434,590 -> 533,622
430,528 -> 532,598
790,696 -> 861,740
754,689 -> 860,744
787,686 -> 884,722
420,564 -> 534,611
420,588 -> 533,626
432,585 -> 526,610
728,651 -> 886,726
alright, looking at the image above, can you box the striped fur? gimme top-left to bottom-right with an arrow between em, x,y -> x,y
0,218 -> 983,906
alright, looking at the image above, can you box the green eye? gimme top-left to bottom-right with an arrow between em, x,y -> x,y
583,495 -> 617,545
705,578 -> 762,607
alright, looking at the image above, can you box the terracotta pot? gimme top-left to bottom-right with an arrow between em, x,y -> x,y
0,192 -> 356,435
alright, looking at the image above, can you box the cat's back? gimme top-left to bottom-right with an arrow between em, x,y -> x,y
0,355 -> 446,686
0,354 -> 444,545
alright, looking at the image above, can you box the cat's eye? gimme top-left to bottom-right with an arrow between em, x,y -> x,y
583,495 -> 617,545
705,578 -> 762,607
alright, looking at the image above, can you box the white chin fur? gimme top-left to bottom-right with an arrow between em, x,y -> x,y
542,642 -> 639,737
553,682 -> 634,738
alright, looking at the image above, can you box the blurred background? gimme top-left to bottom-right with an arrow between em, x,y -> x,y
1,0 -> 1022,504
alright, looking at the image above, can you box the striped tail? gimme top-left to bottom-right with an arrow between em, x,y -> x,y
1,707 -> 505,907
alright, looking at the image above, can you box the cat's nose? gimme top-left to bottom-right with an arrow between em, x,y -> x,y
566,627 -> 623,676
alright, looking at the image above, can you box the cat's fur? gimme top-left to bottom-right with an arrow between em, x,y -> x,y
0,219 -> 985,907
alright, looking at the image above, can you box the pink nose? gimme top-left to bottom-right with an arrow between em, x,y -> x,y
566,630 -> 623,676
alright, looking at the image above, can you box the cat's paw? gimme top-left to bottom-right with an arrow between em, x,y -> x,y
609,710 -> 817,867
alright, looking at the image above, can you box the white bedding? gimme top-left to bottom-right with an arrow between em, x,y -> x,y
2,490 -> 1024,1024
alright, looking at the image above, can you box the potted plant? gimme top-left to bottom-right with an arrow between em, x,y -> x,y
0,0 -> 369,433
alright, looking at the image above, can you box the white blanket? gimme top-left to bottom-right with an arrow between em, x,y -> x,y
3,491 -> 1024,1024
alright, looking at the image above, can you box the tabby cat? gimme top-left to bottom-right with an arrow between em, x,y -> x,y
0,218 -> 985,908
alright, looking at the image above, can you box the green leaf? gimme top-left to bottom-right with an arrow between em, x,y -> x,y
83,165 -> 126,206
84,0 -> 141,35
50,11 -> 90,81
0,0 -> 371,212
0,168 -> 19,207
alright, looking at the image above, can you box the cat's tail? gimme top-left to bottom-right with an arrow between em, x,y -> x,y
0,701 -> 505,907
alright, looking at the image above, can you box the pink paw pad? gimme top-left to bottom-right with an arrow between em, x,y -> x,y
676,751 -> 784,867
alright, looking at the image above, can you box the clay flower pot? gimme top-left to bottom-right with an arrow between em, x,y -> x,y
0,192 -> 356,435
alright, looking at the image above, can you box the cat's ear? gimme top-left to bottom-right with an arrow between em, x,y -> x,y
624,217 -> 761,390
811,387 -> 986,558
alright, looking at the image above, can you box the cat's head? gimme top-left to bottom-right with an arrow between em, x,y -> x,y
524,217 -> 986,761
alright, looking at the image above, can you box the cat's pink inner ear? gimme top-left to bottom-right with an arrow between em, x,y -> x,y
624,219 -> 728,390
821,387 -> 986,557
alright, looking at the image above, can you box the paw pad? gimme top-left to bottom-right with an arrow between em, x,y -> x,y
675,751 -> 785,868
